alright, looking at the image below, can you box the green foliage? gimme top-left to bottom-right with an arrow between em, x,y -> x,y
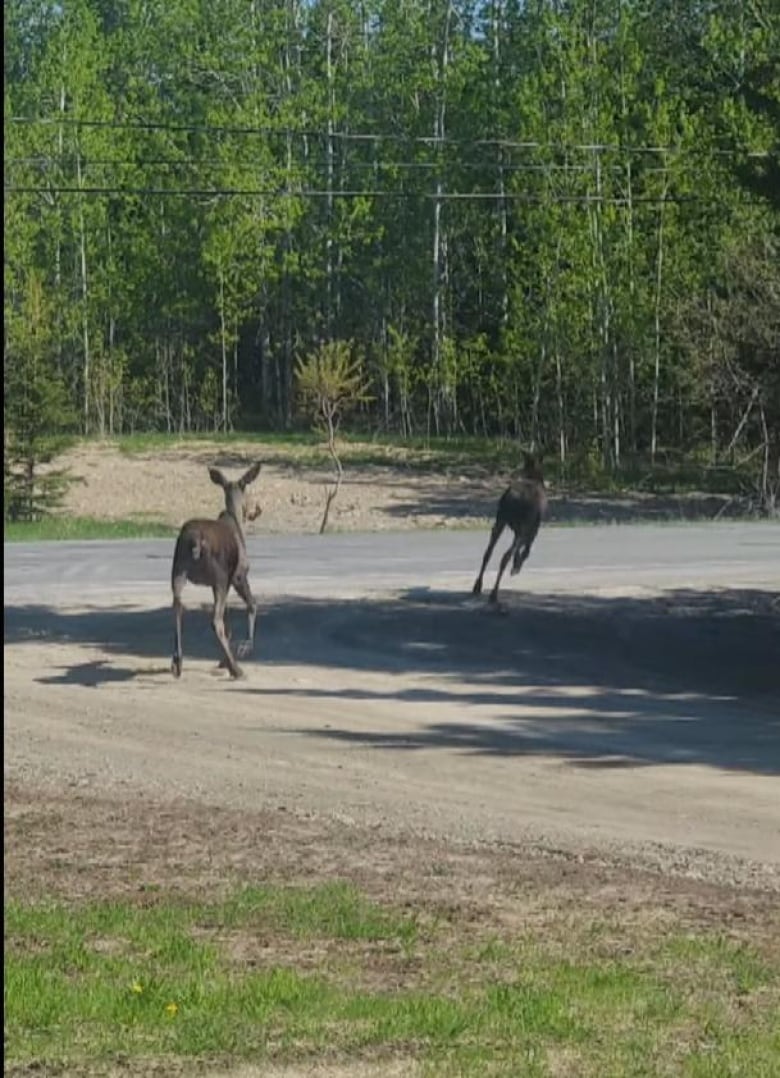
4,273 -> 76,521
674,232 -> 780,511
3,0 -> 778,503
295,339 -> 373,532
295,340 -> 372,438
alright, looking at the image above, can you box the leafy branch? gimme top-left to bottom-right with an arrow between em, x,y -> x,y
295,341 -> 372,534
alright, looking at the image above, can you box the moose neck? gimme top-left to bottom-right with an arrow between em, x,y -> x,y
219,505 -> 246,547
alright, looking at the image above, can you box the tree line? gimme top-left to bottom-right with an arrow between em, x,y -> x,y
4,0 -> 779,512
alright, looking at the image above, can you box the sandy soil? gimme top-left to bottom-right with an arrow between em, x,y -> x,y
58,440 -> 457,534
54,440 -> 753,533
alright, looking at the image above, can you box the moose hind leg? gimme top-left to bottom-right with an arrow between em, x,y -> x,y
511,543 -> 530,576
512,520 -> 539,576
171,574 -> 186,678
232,573 -> 257,659
212,588 -> 242,678
215,605 -> 233,669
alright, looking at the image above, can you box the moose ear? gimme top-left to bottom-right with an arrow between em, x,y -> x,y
238,461 -> 262,491
208,467 -> 228,488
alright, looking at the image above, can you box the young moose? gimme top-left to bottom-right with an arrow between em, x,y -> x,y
472,451 -> 547,605
171,461 -> 262,679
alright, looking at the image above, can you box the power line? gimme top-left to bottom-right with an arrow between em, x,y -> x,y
8,115 -> 768,158
4,154 -> 704,178
3,183 -> 736,205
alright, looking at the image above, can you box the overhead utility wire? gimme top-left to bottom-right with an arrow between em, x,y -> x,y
8,116 -> 768,158
5,155 -> 705,177
3,183 -> 743,205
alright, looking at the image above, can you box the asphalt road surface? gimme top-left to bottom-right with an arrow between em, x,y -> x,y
4,522 -> 780,885
5,520 -> 780,601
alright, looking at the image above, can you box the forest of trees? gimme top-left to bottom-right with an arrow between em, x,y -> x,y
4,1 -> 779,508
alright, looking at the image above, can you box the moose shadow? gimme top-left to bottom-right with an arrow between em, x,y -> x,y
4,585 -> 779,775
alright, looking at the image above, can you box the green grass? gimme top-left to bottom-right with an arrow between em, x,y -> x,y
3,515 -> 176,542
214,881 -> 419,943
110,429 -> 323,456
5,884 -> 779,1076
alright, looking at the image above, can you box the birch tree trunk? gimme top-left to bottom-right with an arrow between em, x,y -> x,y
492,0 -> 508,327
325,9 -> 335,338
76,152 -> 91,435
219,268 -> 229,432
650,171 -> 669,464
430,0 -> 454,436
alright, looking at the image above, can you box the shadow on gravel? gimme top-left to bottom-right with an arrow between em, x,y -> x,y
4,587 -> 779,775
37,659 -> 170,687
384,483 -> 756,525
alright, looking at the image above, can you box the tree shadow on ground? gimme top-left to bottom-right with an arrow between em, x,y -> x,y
382,482 -> 755,525
4,587 -> 778,774
133,450 -> 757,523
37,659 -> 171,687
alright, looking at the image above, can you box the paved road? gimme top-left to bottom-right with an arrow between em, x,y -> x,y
5,521 -> 780,602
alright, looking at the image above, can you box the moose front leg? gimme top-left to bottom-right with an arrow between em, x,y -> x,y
473,520 -> 505,596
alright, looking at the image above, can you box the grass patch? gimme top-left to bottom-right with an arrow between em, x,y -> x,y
5,884 -> 779,1076
3,516 -> 176,542
109,429 -> 322,456
215,881 -> 419,943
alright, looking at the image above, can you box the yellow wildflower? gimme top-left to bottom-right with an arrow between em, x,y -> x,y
165,1001 -> 179,1017
131,982 -> 143,995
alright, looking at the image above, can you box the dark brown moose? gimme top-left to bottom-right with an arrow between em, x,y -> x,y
171,462 -> 262,679
472,451 -> 547,605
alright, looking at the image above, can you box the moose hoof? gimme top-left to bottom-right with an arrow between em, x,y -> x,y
472,581 -> 483,596
171,656 -> 182,679
235,640 -> 253,659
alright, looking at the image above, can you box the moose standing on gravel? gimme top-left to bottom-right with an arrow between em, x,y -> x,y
472,451 -> 547,606
171,461 -> 262,680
